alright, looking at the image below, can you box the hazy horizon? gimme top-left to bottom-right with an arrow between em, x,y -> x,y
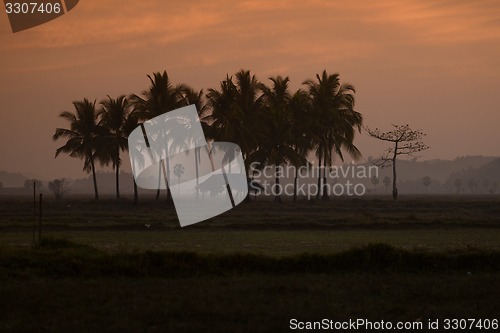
1,0 -> 499,180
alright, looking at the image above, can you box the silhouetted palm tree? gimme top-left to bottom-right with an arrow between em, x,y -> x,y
180,86 -> 209,200
99,95 -> 133,199
206,70 -> 264,202
122,109 -> 142,204
289,89 -> 314,201
251,76 -> 306,202
53,99 -> 107,200
206,71 -> 263,158
131,71 -> 186,201
132,71 -> 186,120
304,70 -> 362,200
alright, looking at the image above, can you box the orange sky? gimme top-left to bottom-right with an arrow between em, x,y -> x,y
1,0 -> 499,180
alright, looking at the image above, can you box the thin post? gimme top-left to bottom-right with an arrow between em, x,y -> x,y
33,181 -> 36,245
38,193 -> 42,245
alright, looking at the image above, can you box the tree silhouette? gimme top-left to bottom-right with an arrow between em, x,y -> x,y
54,70 -> 368,203
250,76 -> 306,203
366,124 -> 429,201
131,71 -> 186,201
179,86 -> 210,201
207,70 -> 263,161
422,176 -> 431,193
289,89 -> 314,201
122,111 -> 142,205
206,70 -> 264,202
303,70 -> 362,200
48,178 -> 69,200
53,99 -> 108,200
99,95 -> 133,199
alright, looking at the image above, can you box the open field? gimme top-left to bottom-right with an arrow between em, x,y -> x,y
0,195 -> 499,332
1,194 -> 499,253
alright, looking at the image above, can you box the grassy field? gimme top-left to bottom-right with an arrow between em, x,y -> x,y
1,194 -> 499,253
0,195 -> 499,332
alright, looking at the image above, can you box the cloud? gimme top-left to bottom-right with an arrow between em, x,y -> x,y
0,0 -> 227,50
362,0 -> 500,44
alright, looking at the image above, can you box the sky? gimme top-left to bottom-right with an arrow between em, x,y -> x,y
0,0 -> 499,180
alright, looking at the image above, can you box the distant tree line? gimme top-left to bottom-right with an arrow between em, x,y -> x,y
53,69 -> 363,203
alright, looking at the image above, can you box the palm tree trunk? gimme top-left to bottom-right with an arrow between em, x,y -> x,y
115,149 -> 120,199
316,153 -> 322,200
293,167 -> 298,202
275,162 -> 282,203
322,157 -> 329,200
245,172 -> 252,203
242,155 -> 252,203
165,157 -> 173,204
156,163 -> 161,200
195,147 -> 199,201
90,157 -> 99,200
133,178 -> 138,205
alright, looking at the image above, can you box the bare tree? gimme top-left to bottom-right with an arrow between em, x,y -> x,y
366,124 -> 429,201
48,178 -> 69,200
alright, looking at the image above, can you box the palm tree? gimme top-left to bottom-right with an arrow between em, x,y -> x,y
303,70 -> 363,200
122,109 -> 142,205
53,98 -> 108,200
180,86 -> 210,201
132,71 -> 187,120
206,70 -> 263,158
251,76 -> 307,202
206,70 -> 264,202
131,71 -> 186,201
99,95 -> 132,199
234,69 -> 265,161
206,75 -> 244,143
289,89 -> 314,201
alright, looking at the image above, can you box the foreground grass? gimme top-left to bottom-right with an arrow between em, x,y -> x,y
1,197 -> 499,331
2,273 -> 499,332
1,238 -> 500,277
0,239 -> 499,332
3,228 -> 500,255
